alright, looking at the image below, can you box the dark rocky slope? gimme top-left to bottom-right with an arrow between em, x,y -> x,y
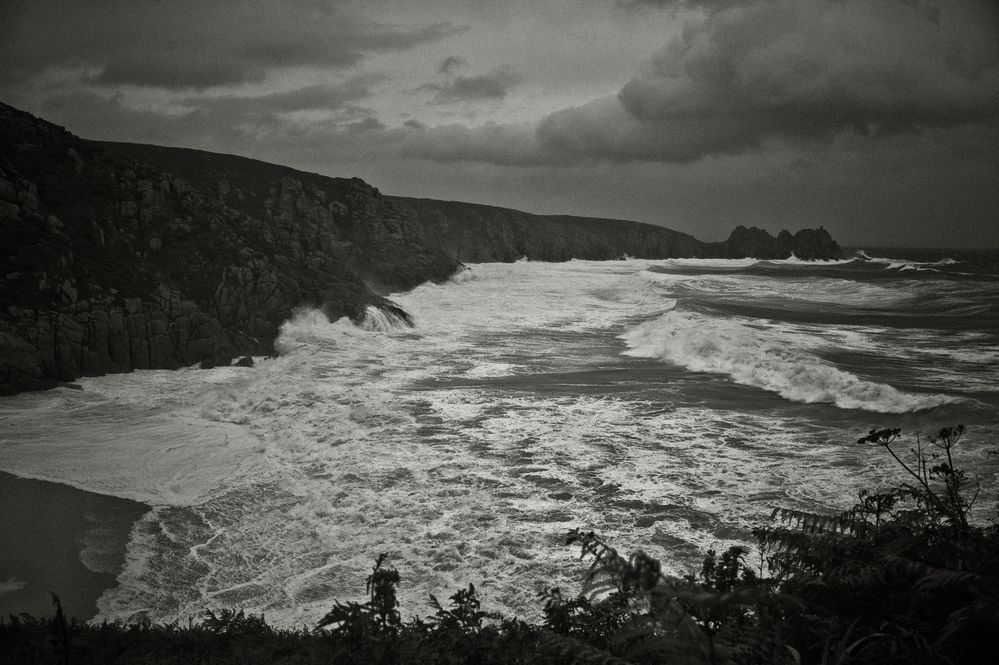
0,103 -> 457,393
382,197 -> 706,262
0,102 -> 843,393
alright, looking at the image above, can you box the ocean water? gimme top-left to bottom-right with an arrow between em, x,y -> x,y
1,251 -> 997,626
0,471 -> 147,619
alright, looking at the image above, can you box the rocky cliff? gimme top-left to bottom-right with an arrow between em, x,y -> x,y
0,102 -> 844,394
0,103 -> 458,393
382,198 -> 706,262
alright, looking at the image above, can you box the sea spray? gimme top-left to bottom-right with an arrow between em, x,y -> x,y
275,308 -> 334,355
1,257 -> 995,628
358,305 -> 414,332
620,309 -> 960,413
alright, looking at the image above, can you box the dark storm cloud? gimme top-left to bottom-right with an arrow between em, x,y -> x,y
422,68 -> 524,104
437,56 -> 469,75
616,1 -> 997,130
535,97 -> 755,163
38,78 -> 384,154
400,122 -> 543,165
617,0 -> 743,11
188,79 -> 379,116
407,0 -> 999,165
619,0 -> 939,19
38,91 -> 252,147
0,0 -> 463,89
345,117 -> 388,133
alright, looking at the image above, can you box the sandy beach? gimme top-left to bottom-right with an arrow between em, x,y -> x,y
0,471 -> 148,621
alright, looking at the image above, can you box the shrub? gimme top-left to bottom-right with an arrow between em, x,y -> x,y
3,426 -> 995,664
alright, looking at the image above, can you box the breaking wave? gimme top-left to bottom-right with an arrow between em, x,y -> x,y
2,257 -> 995,627
775,254 -> 857,265
274,308 -> 333,355
274,304 -> 414,354
620,310 -> 960,413
358,305 -> 414,332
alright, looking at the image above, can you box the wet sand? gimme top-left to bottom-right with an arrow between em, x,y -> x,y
0,471 -> 149,620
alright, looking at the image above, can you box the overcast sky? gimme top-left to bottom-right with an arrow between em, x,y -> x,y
2,0 -> 997,248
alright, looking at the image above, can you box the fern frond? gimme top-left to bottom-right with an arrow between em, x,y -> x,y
913,568 -> 999,598
675,586 -> 803,616
534,630 -> 634,665
827,563 -> 890,592
876,555 -> 999,598
934,599 -> 999,653
769,507 -> 869,537
615,599 -> 719,665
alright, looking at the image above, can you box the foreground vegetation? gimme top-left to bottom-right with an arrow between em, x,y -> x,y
3,426 -> 997,664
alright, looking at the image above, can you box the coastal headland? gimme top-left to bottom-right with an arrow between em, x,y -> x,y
0,102 -> 844,394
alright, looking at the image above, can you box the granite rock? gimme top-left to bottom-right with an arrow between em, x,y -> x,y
0,101 -> 844,394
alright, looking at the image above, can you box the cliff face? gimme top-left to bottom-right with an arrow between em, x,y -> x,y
0,102 -> 844,394
383,197 -> 706,262
0,103 -> 458,393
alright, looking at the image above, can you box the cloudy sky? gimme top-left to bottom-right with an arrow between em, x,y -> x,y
2,0 -> 997,247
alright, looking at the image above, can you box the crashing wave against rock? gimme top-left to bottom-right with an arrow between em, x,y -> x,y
0,101 -> 843,394
357,304 -> 415,332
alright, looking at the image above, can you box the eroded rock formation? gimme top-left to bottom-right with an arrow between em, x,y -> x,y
0,103 -> 456,393
0,102 -> 844,393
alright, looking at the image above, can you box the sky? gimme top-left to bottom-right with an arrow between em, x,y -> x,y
1,0 -> 997,248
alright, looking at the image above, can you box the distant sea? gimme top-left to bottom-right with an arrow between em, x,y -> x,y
1,248 -> 997,625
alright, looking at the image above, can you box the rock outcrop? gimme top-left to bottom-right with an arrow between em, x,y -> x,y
0,102 -> 844,394
707,225 -> 844,261
0,103 -> 457,394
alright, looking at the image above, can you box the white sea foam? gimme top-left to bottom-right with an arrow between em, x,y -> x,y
0,375 -> 265,505
661,258 -> 760,269
620,310 -> 960,413
275,308 -> 335,354
644,268 -> 916,311
464,362 -> 520,378
773,254 -> 857,265
881,256 -> 958,272
448,266 -> 477,283
0,259 -> 994,628
358,305 -> 413,332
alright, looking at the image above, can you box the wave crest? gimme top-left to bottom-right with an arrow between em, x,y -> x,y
275,304 -> 414,354
619,311 -> 959,413
358,305 -> 414,332
275,308 -> 333,355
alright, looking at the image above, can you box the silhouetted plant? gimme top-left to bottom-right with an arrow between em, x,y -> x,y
3,425 -> 996,664
365,553 -> 402,633
315,552 -> 402,661
563,528 -> 800,664
202,608 -> 266,636
427,583 -> 492,634
757,425 -> 999,664
50,594 -> 69,665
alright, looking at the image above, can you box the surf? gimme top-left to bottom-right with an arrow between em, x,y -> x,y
619,308 -> 960,413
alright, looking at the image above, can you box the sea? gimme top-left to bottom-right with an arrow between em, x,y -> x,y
1,249 -> 997,626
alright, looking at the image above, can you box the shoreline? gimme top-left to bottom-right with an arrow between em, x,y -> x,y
0,470 -> 149,621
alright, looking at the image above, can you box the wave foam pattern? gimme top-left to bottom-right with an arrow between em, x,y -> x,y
0,259 -> 995,627
620,309 -> 959,413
